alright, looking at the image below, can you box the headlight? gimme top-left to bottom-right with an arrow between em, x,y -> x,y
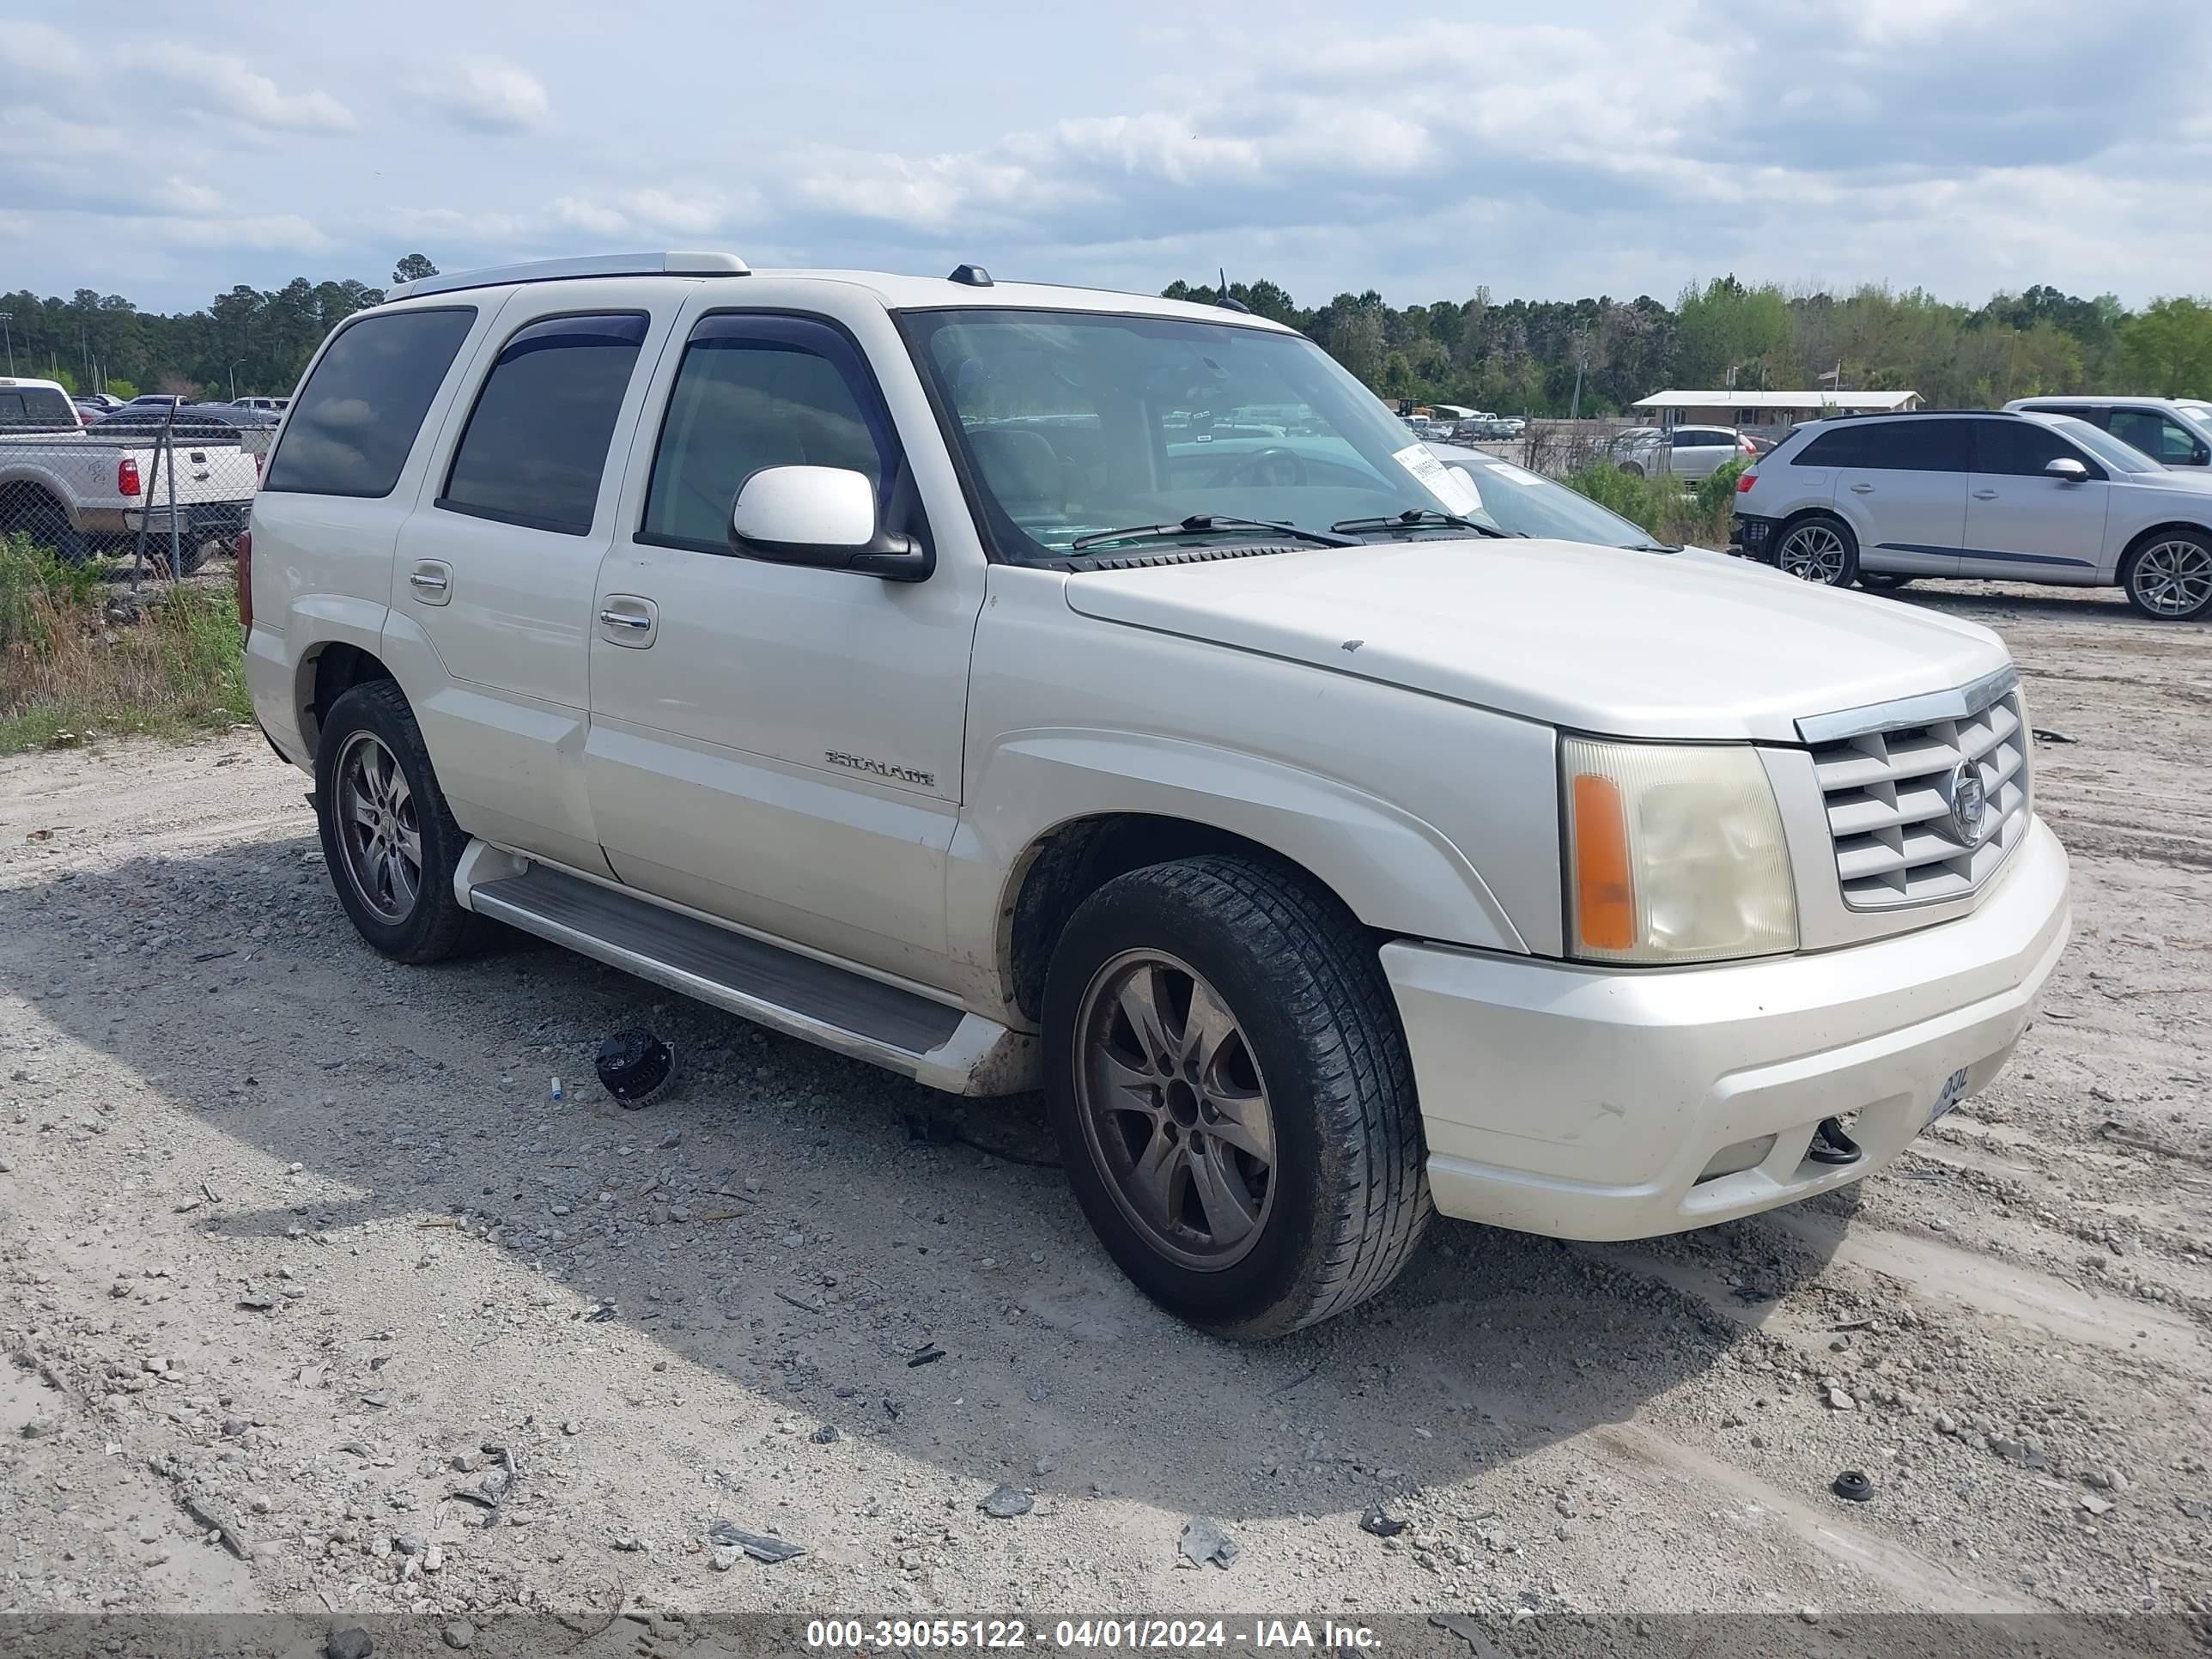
1561,738 -> 1797,964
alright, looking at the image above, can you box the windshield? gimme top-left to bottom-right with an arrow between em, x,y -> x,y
902,308 -> 1480,559
2033,413 -> 2162,474
1425,447 -> 1667,548
2178,404 -> 2212,440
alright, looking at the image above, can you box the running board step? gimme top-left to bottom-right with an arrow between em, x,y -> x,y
457,851 -> 1030,1095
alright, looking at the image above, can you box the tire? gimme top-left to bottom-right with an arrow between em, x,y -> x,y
1042,854 -> 1431,1339
1856,572 -> 1915,592
2119,530 -> 2212,621
1619,461 -> 1645,478
0,485 -> 86,563
1774,514 -> 1858,586
313,680 -> 485,963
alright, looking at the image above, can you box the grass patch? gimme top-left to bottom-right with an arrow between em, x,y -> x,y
1565,459 -> 1747,549
0,532 -> 252,757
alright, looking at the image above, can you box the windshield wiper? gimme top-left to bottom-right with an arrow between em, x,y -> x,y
1330,508 -> 1509,539
1069,514 -> 1357,552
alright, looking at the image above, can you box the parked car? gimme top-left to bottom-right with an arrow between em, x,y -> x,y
1424,441 -> 1707,551
1648,425 -> 1756,482
0,381 -> 259,565
232,396 -> 290,413
98,401 -> 281,433
2002,396 -> 2212,470
1736,409 -> 2212,619
245,252 -> 2069,1338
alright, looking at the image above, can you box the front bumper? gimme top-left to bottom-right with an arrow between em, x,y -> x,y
1382,817 -> 2069,1241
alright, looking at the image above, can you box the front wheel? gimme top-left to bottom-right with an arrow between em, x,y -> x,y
1775,515 -> 1858,586
1043,855 -> 1431,1339
2121,532 -> 2212,620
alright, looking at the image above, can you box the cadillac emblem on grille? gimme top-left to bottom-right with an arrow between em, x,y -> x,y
1945,762 -> 1988,845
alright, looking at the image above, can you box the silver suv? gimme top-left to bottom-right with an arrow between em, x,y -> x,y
1735,409 -> 2212,620
2001,396 -> 2212,471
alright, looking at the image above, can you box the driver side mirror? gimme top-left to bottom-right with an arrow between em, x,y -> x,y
2044,456 -> 2090,484
729,465 -> 929,581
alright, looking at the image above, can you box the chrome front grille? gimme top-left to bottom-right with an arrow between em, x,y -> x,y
1803,672 -> 2031,909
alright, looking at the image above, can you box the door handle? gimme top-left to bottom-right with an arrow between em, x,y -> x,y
1972,489 -> 1999,500
598,609 -> 651,630
1849,483 -> 1875,494
406,560 -> 453,605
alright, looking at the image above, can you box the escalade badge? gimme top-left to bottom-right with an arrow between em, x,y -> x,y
1945,763 -> 1987,845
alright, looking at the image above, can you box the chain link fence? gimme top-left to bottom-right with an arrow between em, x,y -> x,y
0,399 -> 268,584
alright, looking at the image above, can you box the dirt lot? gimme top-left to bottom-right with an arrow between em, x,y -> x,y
1,581 -> 2207,1635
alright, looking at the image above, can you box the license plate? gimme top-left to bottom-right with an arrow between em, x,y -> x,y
1927,1066 -> 1969,1127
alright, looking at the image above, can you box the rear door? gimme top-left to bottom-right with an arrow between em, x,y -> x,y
387,282 -> 684,877
1961,417 -> 2109,581
1820,418 -> 1970,575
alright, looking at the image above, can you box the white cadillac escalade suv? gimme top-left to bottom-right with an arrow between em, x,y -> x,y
243,253 -> 2071,1338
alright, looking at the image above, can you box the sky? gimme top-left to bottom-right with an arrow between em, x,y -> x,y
3,0 -> 2208,316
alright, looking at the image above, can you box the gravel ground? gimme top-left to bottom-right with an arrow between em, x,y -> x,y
1,581 -> 2207,1632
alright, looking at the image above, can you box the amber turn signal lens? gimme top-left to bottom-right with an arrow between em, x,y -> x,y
1570,771 -> 1635,951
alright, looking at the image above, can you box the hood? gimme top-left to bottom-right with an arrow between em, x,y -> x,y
1063,538 -> 2010,742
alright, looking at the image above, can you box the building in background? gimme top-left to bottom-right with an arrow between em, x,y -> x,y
1632,389 -> 1923,431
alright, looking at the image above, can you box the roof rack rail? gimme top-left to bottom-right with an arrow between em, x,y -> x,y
386,251 -> 750,301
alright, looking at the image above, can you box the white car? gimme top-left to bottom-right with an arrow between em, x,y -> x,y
1736,409 -> 2212,620
2002,395 -> 2212,471
244,252 -> 2070,1337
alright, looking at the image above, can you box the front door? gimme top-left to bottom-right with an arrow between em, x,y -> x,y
581,290 -> 986,990
1960,417 -> 2110,582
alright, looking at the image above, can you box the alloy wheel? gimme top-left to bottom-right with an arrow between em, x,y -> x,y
1073,949 -> 1277,1271
2130,538 -> 2212,617
1778,523 -> 1849,584
333,732 -> 422,924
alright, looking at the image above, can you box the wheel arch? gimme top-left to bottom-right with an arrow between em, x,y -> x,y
297,639 -> 397,761
2118,519 -> 2212,568
999,814 -> 1356,1027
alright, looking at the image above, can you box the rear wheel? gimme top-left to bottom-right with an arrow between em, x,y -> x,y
2121,532 -> 2212,620
1775,514 -> 1858,586
0,484 -> 86,563
1043,855 -> 1431,1339
313,680 -> 484,963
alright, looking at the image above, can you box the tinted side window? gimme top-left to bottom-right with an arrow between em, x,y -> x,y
1799,420 -> 1966,471
439,313 -> 647,536
1972,419 -> 2099,477
640,314 -> 893,551
264,307 -> 476,497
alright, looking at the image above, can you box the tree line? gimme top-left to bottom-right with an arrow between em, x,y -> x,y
1163,276 -> 2212,415
3,252 -> 2206,414
0,256 -> 437,403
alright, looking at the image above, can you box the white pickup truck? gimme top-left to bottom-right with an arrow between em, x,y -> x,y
244,254 -> 2071,1338
0,380 -> 259,568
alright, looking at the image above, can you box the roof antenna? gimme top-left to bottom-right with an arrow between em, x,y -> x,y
1215,265 -> 1251,314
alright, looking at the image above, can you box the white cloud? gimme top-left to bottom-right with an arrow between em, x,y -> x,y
408,58 -> 550,133
155,42 -> 354,131
0,21 -> 352,133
